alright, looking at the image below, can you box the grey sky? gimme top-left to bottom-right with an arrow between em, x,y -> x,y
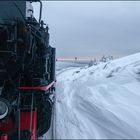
33,1 -> 140,59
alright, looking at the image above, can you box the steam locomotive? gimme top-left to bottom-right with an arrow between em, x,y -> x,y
0,1 -> 55,139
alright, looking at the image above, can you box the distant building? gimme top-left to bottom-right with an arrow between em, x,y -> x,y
75,57 -> 77,61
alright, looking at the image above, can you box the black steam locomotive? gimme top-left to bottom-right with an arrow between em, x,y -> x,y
0,1 -> 55,139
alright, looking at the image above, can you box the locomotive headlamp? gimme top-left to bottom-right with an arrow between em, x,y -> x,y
0,98 -> 9,120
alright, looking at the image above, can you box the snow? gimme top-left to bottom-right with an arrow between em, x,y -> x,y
44,52 -> 140,139
56,60 -> 90,72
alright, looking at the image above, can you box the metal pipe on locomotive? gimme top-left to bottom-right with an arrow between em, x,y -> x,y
0,0 -> 55,139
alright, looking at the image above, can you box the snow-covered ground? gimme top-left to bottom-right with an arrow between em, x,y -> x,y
56,60 -> 90,72
44,52 -> 140,139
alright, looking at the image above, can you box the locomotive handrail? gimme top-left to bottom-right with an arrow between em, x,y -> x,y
0,51 -> 15,54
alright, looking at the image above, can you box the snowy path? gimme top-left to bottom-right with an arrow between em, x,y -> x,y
42,62 -> 88,139
43,53 -> 140,139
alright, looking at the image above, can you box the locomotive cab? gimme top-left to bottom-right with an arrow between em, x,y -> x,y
0,1 -> 55,139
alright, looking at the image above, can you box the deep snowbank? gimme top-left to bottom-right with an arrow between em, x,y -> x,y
55,53 -> 140,139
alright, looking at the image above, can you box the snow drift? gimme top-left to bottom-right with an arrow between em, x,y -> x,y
55,52 -> 140,139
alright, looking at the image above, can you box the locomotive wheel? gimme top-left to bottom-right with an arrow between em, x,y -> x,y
37,97 -> 53,137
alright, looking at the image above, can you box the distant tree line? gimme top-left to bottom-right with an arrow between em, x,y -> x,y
88,55 -> 114,67
100,55 -> 113,62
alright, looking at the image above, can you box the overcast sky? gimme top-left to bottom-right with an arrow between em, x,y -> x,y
33,1 -> 140,59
